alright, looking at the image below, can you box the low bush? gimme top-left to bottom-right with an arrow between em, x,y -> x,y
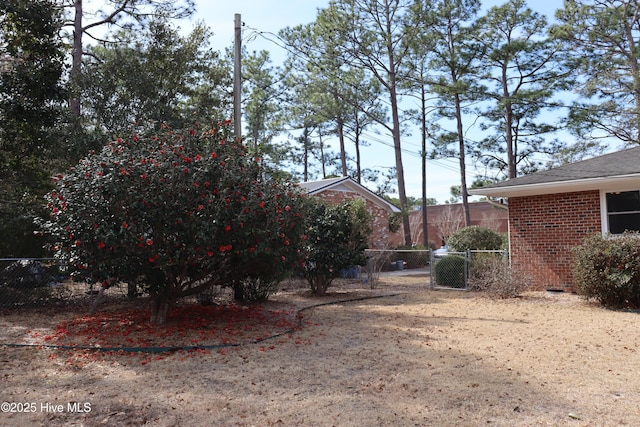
470,255 -> 530,299
447,226 -> 505,252
433,254 -> 467,288
231,277 -> 280,302
573,233 -> 640,308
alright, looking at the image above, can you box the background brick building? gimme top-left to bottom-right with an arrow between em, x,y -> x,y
298,177 -> 401,249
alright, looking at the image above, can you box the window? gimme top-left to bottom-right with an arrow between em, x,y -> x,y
606,191 -> 640,234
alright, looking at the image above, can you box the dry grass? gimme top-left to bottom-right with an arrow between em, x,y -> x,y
1,276 -> 639,426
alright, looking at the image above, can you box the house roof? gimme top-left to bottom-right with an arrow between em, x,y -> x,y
298,176 -> 401,213
469,146 -> 640,197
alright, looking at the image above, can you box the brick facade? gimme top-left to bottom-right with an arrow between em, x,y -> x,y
385,202 -> 508,248
311,189 -> 400,249
508,191 -> 601,291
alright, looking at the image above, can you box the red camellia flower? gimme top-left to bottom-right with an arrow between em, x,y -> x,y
225,244 -> 232,251
98,242 -> 106,249
211,152 -> 217,159
146,239 -> 153,246
259,201 -> 265,208
122,222 -> 128,229
225,225 -> 231,232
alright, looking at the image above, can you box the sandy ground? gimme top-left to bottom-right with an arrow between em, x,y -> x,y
1,275 -> 639,426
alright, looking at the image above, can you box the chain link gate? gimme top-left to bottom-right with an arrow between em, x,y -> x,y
430,250 -> 508,290
430,250 -> 468,289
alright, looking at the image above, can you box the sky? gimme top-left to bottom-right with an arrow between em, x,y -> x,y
174,1 -> 566,203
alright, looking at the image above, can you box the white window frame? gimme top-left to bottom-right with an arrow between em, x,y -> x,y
600,189 -> 640,235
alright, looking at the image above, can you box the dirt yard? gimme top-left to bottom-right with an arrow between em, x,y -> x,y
1,275 -> 639,426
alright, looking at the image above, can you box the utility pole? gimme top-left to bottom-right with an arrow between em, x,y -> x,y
233,13 -> 242,139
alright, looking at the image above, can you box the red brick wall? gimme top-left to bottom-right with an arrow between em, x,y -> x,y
312,190 -> 400,249
508,191 -> 601,291
404,202 -> 508,247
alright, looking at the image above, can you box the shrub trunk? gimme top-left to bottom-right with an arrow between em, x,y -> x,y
150,295 -> 175,325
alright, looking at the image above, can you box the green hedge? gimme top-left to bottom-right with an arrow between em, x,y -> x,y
434,254 -> 467,288
573,233 -> 640,308
447,226 -> 505,252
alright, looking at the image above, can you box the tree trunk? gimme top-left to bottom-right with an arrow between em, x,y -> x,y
150,295 -> 174,325
318,128 -> 327,179
309,273 -> 332,295
69,0 -> 83,125
420,84 -> 429,247
302,127 -> 309,182
502,63 -> 516,179
387,59 -> 411,246
453,92 -> 471,227
337,116 -> 347,176
354,113 -> 362,183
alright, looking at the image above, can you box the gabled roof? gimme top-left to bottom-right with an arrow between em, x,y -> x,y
469,146 -> 640,197
298,176 -> 401,213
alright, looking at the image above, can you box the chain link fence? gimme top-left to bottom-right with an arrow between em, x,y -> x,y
1,250 -> 508,308
430,250 -> 508,290
0,258 -> 130,309
364,249 -> 430,288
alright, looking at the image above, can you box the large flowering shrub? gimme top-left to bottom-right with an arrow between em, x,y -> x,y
43,123 -> 307,324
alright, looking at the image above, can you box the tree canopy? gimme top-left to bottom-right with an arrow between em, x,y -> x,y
554,0 -> 640,145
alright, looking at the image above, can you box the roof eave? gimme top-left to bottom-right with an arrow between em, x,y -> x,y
298,177 -> 401,213
469,174 -> 640,198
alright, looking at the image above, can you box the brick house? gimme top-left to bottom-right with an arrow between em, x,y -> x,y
401,201 -> 508,248
297,177 -> 401,249
470,146 -> 640,291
